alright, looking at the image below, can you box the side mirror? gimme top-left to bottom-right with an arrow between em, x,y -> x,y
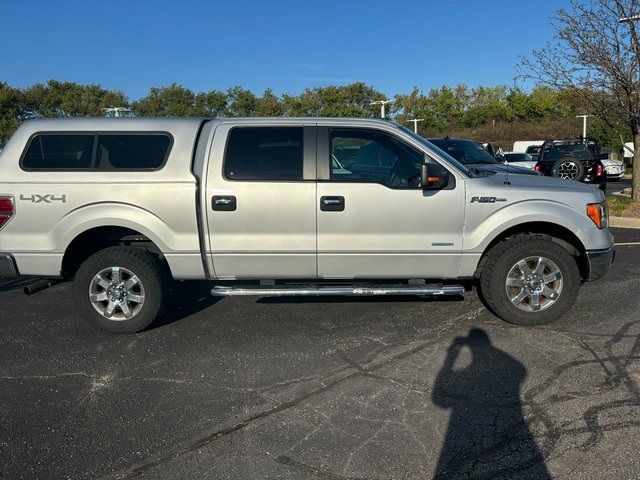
420,163 -> 450,189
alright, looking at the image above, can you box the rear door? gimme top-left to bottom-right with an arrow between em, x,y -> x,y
204,123 -> 317,279
316,126 -> 465,279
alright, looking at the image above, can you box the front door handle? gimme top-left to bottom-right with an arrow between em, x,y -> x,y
212,195 -> 236,211
320,196 -> 345,212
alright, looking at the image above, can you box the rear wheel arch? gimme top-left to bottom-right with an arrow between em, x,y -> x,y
61,226 -> 166,278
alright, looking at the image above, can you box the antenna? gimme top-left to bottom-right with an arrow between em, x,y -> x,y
504,160 -> 511,185
501,145 -> 511,185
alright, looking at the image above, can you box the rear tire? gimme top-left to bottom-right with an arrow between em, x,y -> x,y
479,236 -> 580,326
73,247 -> 167,334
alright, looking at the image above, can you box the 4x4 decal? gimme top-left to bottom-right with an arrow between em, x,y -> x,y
19,194 -> 67,204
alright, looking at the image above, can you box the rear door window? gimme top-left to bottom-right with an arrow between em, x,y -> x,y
224,127 -> 304,181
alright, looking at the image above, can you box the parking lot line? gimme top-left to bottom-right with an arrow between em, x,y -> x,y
614,242 -> 640,246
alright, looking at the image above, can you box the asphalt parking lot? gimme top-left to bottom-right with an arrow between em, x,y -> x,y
606,177 -> 631,195
1,228 -> 639,480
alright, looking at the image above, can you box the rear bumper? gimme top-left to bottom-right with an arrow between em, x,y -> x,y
585,246 -> 615,281
0,253 -> 19,279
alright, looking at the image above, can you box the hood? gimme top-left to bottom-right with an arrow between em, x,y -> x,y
469,163 -> 541,176
474,168 -> 604,199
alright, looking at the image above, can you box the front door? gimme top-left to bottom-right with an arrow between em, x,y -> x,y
205,123 -> 317,279
317,127 -> 465,279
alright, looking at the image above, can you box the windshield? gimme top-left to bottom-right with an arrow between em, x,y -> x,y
542,143 -> 596,161
395,125 -> 471,176
428,138 -> 499,165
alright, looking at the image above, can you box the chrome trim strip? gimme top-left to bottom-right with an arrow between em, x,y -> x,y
211,285 -> 465,297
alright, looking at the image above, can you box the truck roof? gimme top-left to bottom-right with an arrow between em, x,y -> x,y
0,117 -> 406,180
16,116 -> 398,129
14,116 -> 208,132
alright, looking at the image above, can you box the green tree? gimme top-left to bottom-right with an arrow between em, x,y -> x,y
195,90 -> 228,117
0,83 -> 25,146
132,84 -> 200,116
463,85 -> 510,127
23,80 -> 128,117
226,86 -> 257,116
520,0 -> 640,199
255,89 -> 283,116
282,82 -> 387,118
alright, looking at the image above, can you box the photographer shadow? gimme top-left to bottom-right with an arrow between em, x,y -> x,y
432,329 -> 549,479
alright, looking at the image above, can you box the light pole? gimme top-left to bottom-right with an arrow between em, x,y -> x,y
370,100 -> 393,119
408,118 -> 424,133
576,114 -> 593,138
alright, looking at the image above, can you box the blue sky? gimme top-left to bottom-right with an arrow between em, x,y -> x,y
1,0 -> 568,100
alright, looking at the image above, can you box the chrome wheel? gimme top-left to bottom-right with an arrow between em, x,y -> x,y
505,256 -> 563,312
556,161 -> 579,179
88,266 -> 145,320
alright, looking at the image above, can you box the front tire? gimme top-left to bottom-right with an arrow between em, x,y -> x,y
479,236 -> 580,326
73,247 -> 167,334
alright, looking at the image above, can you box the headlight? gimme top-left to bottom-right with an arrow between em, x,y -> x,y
586,202 -> 608,229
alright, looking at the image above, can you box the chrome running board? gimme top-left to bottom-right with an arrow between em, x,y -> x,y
211,284 -> 465,297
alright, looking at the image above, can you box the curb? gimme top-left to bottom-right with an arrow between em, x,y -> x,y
610,216 -> 640,229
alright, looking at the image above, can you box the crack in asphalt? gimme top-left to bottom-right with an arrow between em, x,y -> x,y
100,308 -> 640,480
279,318 -> 640,479
102,307 -> 487,479
276,455 -> 370,480
0,373 -> 191,384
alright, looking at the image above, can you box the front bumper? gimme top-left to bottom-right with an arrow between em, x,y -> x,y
585,246 -> 615,281
606,170 -> 625,179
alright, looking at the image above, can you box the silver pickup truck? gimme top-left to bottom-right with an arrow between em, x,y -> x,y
0,117 -> 614,333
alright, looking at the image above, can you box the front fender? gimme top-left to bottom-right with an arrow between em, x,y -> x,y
464,200 -> 595,253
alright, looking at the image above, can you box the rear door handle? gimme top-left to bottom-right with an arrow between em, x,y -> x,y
320,196 -> 345,212
212,195 -> 236,211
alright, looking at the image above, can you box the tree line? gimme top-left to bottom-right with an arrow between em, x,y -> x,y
0,79 -> 628,150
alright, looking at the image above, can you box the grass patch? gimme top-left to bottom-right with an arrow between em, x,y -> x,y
607,195 -> 638,216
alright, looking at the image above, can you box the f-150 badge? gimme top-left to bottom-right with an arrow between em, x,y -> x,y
470,196 -> 507,203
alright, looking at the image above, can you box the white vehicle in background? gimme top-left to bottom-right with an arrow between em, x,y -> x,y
624,142 -> 635,161
598,149 -> 625,181
512,140 -> 545,153
499,152 -> 538,170
599,158 -> 625,181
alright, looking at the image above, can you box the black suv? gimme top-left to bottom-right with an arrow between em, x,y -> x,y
534,139 -> 606,191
